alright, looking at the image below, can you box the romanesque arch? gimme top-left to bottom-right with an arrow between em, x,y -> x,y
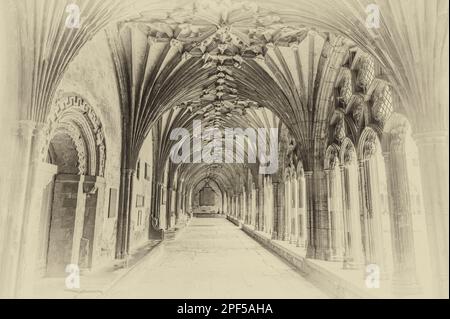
36,95 -> 108,276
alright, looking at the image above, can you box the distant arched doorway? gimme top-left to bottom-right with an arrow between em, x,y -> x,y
193,179 -> 222,216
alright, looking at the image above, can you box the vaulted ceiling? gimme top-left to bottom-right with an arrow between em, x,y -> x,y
9,0 -> 448,195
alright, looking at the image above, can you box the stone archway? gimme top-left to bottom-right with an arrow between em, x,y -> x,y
193,179 -> 222,216
37,95 -> 107,277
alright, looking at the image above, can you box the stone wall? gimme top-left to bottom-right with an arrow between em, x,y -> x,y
55,30 -> 122,266
130,133 -> 154,250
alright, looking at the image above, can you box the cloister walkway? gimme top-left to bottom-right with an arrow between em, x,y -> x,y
105,217 -> 329,299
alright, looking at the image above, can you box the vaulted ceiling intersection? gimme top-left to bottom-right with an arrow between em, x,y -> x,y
124,0 -> 318,131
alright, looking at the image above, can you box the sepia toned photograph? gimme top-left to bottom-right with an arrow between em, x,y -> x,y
0,0 -> 448,303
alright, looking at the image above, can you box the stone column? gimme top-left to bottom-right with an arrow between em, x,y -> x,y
253,188 -> 257,228
116,168 -> 134,259
284,180 -> 289,241
341,164 -> 364,269
241,193 -> 245,221
183,193 -> 188,218
294,179 -> 300,246
286,180 -> 292,243
247,191 -> 251,225
236,195 -> 240,219
414,131 -> 449,297
298,174 -> 307,248
176,189 -> 183,223
326,168 -> 345,261
359,157 -> 387,275
5,121 -> 48,297
279,182 -> 286,241
312,170 -> 330,260
15,161 -> 57,297
305,172 -> 315,258
233,196 -> 237,217
384,129 -> 421,295
271,182 -> 279,239
166,187 -> 173,229
258,185 -> 264,231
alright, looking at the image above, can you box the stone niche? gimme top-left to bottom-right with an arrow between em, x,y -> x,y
199,185 -> 216,206
193,184 -> 219,215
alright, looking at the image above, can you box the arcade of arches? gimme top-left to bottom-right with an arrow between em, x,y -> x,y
0,0 -> 448,298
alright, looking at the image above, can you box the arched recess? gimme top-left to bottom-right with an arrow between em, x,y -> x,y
36,95 -> 107,277
324,143 -> 345,261
339,137 -> 365,269
192,179 -> 223,215
357,126 -> 392,273
41,95 -> 107,177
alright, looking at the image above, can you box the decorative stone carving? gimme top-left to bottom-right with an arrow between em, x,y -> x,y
363,133 -> 377,159
326,145 -> 340,170
65,126 -> 88,175
343,143 -> 355,165
340,74 -> 353,106
41,95 -> 107,177
356,56 -> 375,89
372,85 -> 393,124
334,118 -> 346,142
130,0 -> 311,58
351,96 -> 365,127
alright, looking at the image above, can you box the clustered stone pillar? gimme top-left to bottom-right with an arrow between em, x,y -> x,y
298,173 -> 307,248
359,156 -> 387,275
0,121 -> 47,297
325,168 -> 345,261
312,170 -> 330,260
258,183 -> 264,231
284,179 -> 291,241
271,182 -> 279,239
254,188 -> 259,229
291,178 -> 298,245
166,187 -> 173,229
414,131 -> 449,298
175,189 -> 183,224
341,162 -> 364,269
305,172 -> 314,257
116,168 -> 135,259
384,128 -> 421,294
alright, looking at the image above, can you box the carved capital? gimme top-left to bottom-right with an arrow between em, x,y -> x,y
363,133 -> 377,159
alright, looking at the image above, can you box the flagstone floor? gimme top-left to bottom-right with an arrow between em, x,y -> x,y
104,217 -> 329,299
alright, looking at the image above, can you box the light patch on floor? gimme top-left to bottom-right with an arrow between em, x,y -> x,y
105,217 -> 329,299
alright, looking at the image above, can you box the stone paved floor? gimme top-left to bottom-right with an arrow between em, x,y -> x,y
104,217 -> 329,299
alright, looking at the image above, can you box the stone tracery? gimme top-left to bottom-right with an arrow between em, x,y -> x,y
41,95 -> 107,177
